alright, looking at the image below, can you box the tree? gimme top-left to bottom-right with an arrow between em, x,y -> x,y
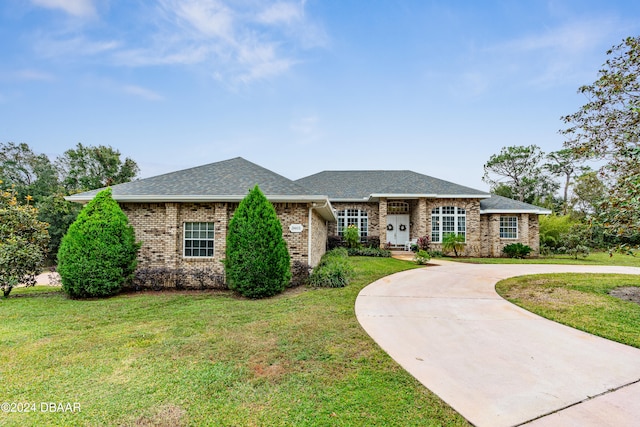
57,188 -> 140,298
37,193 -> 82,262
57,143 -> 139,193
561,36 -> 640,240
442,233 -> 465,257
571,171 -> 607,217
544,149 -> 588,215
225,185 -> 291,298
483,145 -> 559,204
0,183 -> 50,297
0,142 -> 59,202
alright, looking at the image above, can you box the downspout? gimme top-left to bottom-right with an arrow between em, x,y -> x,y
308,204 -> 313,266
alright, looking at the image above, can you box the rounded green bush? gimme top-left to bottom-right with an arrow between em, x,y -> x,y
57,188 -> 140,298
225,185 -> 291,298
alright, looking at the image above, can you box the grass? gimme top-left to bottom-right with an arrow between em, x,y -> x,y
451,250 -> 640,267
496,273 -> 640,348
0,257 -> 469,427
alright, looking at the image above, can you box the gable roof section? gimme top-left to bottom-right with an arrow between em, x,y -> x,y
296,170 -> 490,201
480,195 -> 552,214
66,157 -> 336,220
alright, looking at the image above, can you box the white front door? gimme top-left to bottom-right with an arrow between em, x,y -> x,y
387,214 -> 410,246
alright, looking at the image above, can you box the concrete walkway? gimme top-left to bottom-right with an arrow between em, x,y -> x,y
355,261 -> 640,427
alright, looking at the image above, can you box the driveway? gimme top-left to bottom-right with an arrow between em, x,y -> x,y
355,261 -> 640,427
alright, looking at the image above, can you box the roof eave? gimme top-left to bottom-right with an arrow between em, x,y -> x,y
66,193 -> 334,206
368,193 -> 490,201
480,209 -> 553,215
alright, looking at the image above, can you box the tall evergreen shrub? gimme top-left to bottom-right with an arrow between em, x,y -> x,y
226,185 -> 291,298
57,188 -> 140,298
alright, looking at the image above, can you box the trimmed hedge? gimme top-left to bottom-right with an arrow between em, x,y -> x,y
57,188 -> 140,298
225,185 -> 291,298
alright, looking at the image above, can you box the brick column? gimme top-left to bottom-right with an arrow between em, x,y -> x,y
489,214 -> 500,257
520,213 -> 529,246
417,198 -> 427,238
165,203 -> 179,268
379,198 -> 387,248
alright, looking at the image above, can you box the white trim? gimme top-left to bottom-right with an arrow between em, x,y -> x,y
308,206 -> 313,267
370,193 -> 489,199
499,216 -> 519,239
481,209 -> 552,214
183,221 -> 215,258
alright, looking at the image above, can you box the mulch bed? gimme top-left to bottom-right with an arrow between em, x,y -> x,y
609,287 -> 640,305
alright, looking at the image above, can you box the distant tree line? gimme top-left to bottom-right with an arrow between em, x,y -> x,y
0,142 -> 139,261
483,36 -> 640,253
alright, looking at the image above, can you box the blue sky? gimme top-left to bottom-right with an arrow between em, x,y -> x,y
1,1 -> 639,191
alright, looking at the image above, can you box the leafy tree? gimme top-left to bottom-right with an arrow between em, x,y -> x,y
37,193 -> 82,262
561,36 -> 640,240
0,142 -> 59,202
57,143 -> 139,193
0,183 -> 50,297
483,145 -> 559,204
539,214 -> 574,249
442,233 -> 465,257
225,185 -> 291,298
544,149 -> 588,215
57,188 -> 140,298
571,171 -> 607,217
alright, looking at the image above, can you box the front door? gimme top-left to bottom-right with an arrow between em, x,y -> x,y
387,214 -> 410,246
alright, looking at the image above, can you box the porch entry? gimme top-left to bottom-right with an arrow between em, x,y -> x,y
387,214 -> 410,246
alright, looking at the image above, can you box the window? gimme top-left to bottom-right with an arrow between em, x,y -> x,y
500,216 -> 518,239
431,206 -> 466,242
184,222 -> 215,257
388,201 -> 409,214
337,209 -> 368,240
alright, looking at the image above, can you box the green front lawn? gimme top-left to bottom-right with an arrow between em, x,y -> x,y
1,257 -> 468,427
496,273 -> 640,348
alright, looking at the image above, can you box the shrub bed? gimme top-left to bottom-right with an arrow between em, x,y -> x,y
347,247 -> 391,257
309,248 -> 354,288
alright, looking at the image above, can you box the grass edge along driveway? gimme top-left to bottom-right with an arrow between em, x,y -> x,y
496,272 -> 640,349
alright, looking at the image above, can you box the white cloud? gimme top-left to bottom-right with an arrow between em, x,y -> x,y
258,1 -> 304,25
36,36 -> 120,58
494,19 -> 617,56
7,69 -> 55,81
26,0 -> 326,85
31,0 -> 95,17
122,85 -> 164,101
168,0 -> 234,40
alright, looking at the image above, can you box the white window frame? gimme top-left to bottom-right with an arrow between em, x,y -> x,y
500,216 -> 518,239
337,209 -> 368,240
183,222 -> 215,258
431,206 -> 466,243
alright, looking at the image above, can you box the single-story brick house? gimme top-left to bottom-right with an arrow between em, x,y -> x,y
67,157 -> 551,273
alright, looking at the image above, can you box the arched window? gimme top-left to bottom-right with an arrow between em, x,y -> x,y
337,209 -> 368,239
431,206 -> 466,243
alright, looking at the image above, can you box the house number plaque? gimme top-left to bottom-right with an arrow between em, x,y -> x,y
289,224 -> 304,233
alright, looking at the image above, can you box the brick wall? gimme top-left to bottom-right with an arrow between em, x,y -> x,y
480,213 -> 541,257
121,201 -> 323,276
329,202 -> 381,241
425,198 -> 483,257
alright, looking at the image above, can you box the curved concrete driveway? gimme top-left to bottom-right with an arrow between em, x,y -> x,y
355,261 -> 640,427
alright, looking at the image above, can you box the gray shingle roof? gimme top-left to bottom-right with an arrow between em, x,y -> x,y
68,157 -> 318,201
295,170 -> 490,200
480,194 -> 552,214
67,157 -> 549,216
